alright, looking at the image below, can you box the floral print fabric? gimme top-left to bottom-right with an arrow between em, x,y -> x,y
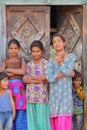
25,58 -> 48,104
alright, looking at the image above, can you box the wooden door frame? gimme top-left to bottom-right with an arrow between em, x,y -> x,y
0,5 -> 6,66
83,5 -> 87,130
0,4 -> 87,129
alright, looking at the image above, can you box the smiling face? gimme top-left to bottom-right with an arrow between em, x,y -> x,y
0,77 -> 8,90
52,36 -> 66,52
31,47 -> 43,61
73,77 -> 82,89
8,43 -> 20,57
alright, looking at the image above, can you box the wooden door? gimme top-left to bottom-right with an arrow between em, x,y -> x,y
56,6 -> 84,129
56,6 -> 82,72
6,6 -> 50,61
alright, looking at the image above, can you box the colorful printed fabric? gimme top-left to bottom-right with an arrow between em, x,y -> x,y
76,86 -> 84,100
8,79 -> 26,110
25,58 -> 48,104
46,53 -> 75,117
27,103 -> 51,130
12,110 -> 27,130
72,90 -> 84,114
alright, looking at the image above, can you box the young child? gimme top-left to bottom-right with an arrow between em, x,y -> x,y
0,72 -> 15,130
46,33 -> 75,130
72,70 -> 84,130
23,40 -> 51,130
1,39 -> 27,130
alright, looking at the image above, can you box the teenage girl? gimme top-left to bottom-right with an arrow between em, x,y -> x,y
1,39 -> 27,130
46,33 -> 76,130
23,40 -> 51,130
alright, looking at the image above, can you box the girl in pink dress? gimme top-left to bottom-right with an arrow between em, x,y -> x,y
1,39 -> 27,130
46,33 -> 75,130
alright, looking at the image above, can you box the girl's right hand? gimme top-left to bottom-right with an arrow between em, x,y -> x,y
70,70 -> 75,77
1,62 -> 6,71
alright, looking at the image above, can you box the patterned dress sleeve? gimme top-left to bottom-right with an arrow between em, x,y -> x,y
60,53 -> 76,76
46,58 -> 59,83
41,59 -> 48,75
25,62 -> 31,76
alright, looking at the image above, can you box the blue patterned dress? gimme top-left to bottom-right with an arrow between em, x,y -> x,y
46,53 -> 75,117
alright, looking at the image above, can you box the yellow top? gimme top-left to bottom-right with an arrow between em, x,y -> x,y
76,86 -> 84,100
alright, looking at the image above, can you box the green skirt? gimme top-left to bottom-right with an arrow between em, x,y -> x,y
27,103 -> 51,130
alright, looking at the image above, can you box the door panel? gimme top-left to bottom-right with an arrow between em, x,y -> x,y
6,6 -> 50,61
57,6 -> 82,72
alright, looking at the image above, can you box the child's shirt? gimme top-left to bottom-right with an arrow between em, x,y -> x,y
72,86 -> 84,114
25,58 -> 48,104
0,90 -> 12,112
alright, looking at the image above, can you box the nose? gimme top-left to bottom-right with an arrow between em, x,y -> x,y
6,80 -> 8,85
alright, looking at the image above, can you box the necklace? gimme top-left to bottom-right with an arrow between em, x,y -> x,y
9,58 -> 19,64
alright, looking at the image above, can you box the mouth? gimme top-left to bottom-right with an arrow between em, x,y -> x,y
56,47 -> 62,51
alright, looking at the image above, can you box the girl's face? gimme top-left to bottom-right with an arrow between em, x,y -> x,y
73,77 -> 82,89
8,43 -> 20,57
0,78 -> 8,90
52,36 -> 66,51
31,47 -> 43,60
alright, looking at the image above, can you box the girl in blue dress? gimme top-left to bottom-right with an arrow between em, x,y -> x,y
46,33 -> 76,130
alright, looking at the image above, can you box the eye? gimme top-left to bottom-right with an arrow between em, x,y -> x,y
32,50 -> 35,53
53,41 -> 56,44
14,47 -> 18,49
9,47 -> 13,49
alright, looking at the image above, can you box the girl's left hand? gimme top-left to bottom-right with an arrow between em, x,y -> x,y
23,75 -> 32,83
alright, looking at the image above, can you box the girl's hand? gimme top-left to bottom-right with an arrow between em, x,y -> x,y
54,56 -> 64,65
12,112 -> 16,120
23,76 -> 32,83
5,68 -> 9,72
23,75 -> 46,84
70,70 -> 75,77
54,56 -> 61,62
22,76 -> 28,83
74,83 -> 80,89
73,82 -> 80,91
1,62 -> 6,71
